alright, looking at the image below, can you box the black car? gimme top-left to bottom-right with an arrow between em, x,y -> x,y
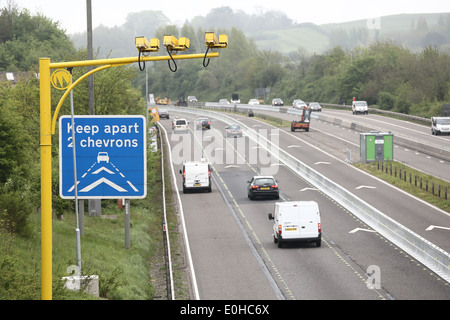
272,98 -> 284,107
247,176 -> 279,200
158,109 -> 169,119
195,118 -> 211,130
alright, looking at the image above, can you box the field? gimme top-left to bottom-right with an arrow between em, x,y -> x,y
252,13 -> 448,54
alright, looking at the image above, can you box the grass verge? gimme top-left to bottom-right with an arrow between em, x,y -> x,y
0,146 -> 172,300
354,161 -> 449,212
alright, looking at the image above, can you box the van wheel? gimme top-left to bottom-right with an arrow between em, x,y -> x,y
273,236 -> 278,244
316,240 -> 321,247
208,186 -> 212,193
277,240 -> 283,248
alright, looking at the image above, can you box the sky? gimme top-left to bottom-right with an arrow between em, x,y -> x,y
6,0 -> 450,34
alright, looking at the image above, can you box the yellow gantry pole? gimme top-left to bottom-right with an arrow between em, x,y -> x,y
39,50 -> 221,300
39,58 -> 52,300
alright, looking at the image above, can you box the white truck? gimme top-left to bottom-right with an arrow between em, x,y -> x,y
268,201 -> 321,248
352,100 -> 368,115
180,160 -> 212,193
431,117 -> 450,135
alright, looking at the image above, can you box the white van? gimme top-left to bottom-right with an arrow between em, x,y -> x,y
352,101 -> 368,114
268,201 -> 321,248
180,160 -> 212,193
431,117 -> 450,135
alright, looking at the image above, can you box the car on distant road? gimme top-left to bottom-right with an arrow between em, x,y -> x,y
172,118 -> 189,133
219,99 -> 230,104
187,96 -> 197,102
225,124 -> 243,138
195,118 -> 211,130
309,102 -> 322,112
293,100 -> 307,110
272,98 -> 284,106
248,99 -> 259,105
158,109 -> 170,119
247,176 -> 279,200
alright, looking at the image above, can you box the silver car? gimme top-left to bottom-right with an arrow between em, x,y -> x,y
309,102 -> 322,112
225,124 -> 243,138
272,98 -> 284,106
293,100 -> 307,109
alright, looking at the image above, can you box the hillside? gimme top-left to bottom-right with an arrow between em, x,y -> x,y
253,13 -> 450,54
71,8 -> 450,57
253,23 -> 330,54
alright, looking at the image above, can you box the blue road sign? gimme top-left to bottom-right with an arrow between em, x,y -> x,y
59,115 -> 147,199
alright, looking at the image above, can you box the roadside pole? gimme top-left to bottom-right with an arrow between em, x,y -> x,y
125,200 -> 130,249
39,58 -> 52,300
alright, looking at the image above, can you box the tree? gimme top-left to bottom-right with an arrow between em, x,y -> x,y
377,91 -> 396,110
0,6 -> 74,71
0,79 -> 39,236
0,6 -> 149,235
0,82 -> 35,184
340,55 -> 376,102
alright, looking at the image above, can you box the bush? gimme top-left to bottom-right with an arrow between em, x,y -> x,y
0,192 -> 32,236
0,253 -> 40,300
377,91 -> 396,110
408,100 -> 444,118
395,100 -> 410,114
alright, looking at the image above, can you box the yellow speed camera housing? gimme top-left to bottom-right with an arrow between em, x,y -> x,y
205,32 -> 228,49
135,36 -> 160,52
163,35 -> 190,52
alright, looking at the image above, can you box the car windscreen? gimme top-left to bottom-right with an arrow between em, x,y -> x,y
436,119 -> 450,125
254,178 -> 275,186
